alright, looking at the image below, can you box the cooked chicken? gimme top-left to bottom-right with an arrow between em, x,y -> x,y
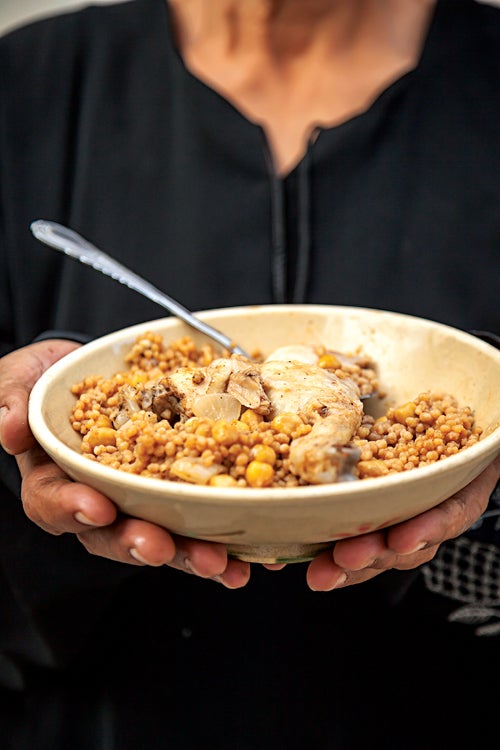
112,344 -> 364,484
265,344 -> 320,365
162,356 -> 271,418
289,425 -> 361,484
259,356 -> 363,484
112,384 -> 142,428
260,359 -> 360,434
112,381 -> 174,428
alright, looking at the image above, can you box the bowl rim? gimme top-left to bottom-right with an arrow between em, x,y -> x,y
28,304 -> 500,505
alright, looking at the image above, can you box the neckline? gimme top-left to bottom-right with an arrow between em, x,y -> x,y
156,0 -> 443,175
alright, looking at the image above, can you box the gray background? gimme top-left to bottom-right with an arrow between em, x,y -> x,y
0,0 -> 131,35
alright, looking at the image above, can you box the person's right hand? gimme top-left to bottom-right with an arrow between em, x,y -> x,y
0,340 -> 251,588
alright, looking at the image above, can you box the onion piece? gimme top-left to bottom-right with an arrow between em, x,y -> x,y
170,458 -> 225,485
191,393 -> 241,421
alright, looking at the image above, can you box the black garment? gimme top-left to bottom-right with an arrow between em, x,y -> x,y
0,1 -> 499,747
1,0 -> 499,345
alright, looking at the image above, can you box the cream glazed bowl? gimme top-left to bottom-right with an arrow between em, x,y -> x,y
28,305 -> 500,564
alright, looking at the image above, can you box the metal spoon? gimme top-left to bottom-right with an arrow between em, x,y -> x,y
30,219 -> 250,357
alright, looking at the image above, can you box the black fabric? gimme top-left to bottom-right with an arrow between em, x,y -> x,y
0,0 -> 499,747
4,569 -> 500,750
1,0 -> 498,345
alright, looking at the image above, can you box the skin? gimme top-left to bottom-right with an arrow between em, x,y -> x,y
0,342 -> 250,589
1,0 -> 498,590
0,341 -> 498,592
169,0 -> 437,174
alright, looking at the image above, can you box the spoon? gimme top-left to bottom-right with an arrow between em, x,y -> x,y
30,219 -> 251,358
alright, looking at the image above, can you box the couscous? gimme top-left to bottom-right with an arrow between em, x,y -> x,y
70,332 -> 482,487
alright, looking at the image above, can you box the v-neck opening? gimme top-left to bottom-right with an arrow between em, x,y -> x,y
156,0 -> 443,178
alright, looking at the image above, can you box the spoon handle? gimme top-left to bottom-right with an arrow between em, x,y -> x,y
30,220 -> 249,357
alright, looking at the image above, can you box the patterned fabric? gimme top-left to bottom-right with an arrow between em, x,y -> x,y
422,487 -> 500,636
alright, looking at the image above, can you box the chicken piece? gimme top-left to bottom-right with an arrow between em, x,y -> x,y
260,359 -> 361,436
112,382 -> 174,427
163,355 -> 271,418
260,355 -> 363,484
288,420 -> 361,484
265,344 -> 320,365
140,381 -> 173,418
112,384 -> 142,428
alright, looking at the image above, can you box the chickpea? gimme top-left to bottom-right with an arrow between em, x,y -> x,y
209,474 -> 239,488
318,354 -> 341,369
271,413 -> 304,436
84,426 -> 117,450
393,402 -> 416,424
212,420 -> 240,446
95,414 -> 112,428
251,444 -> 277,465
245,460 -> 275,487
240,409 -> 264,429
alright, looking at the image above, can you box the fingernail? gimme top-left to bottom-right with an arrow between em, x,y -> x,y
184,557 -> 210,577
332,571 -> 348,588
129,548 -> 151,565
184,558 -> 228,581
212,574 -> 237,589
310,571 -> 348,592
0,407 -> 7,441
405,541 -> 427,554
74,511 -> 100,526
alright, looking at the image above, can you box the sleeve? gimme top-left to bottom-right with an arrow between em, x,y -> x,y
0,46 -> 15,360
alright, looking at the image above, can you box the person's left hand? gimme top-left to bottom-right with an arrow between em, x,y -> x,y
304,454 -> 500,591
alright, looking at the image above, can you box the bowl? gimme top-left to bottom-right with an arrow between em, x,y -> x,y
28,305 -> 500,564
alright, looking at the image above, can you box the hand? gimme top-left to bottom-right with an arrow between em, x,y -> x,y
0,340 -> 251,589
305,454 -> 500,591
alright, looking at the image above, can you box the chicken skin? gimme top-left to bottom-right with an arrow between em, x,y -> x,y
259,356 -> 363,484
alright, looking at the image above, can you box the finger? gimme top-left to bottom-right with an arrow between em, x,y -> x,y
19,444 -> 250,585
307,540 -> 440,591
330,457 -> 500,570
19,446 -> 117,534
77,517 -> 176,565
213,558 -> 251,589
0,339 -> 80,454
332,531 -> 389,570
306,548 -> 382,591
169,537 -> 251,588
387,456 -> 500,555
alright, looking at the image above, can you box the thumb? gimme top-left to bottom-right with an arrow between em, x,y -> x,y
0,339 -> 81,454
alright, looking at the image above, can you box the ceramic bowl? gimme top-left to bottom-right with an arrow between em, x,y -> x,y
28,305 -> 500,563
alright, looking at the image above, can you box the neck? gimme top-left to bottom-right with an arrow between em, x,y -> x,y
168,0 -> 436,174
169,0 -> 434,57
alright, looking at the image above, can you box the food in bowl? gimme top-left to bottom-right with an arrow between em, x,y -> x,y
70,332 -> 482,488
27,305 -> 500,563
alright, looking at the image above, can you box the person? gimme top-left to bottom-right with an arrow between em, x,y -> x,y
0,0 -> 499,747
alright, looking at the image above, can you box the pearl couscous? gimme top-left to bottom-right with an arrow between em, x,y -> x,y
70,332 -> 482,487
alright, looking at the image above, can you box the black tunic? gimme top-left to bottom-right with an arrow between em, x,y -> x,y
0,1 -> 499,748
